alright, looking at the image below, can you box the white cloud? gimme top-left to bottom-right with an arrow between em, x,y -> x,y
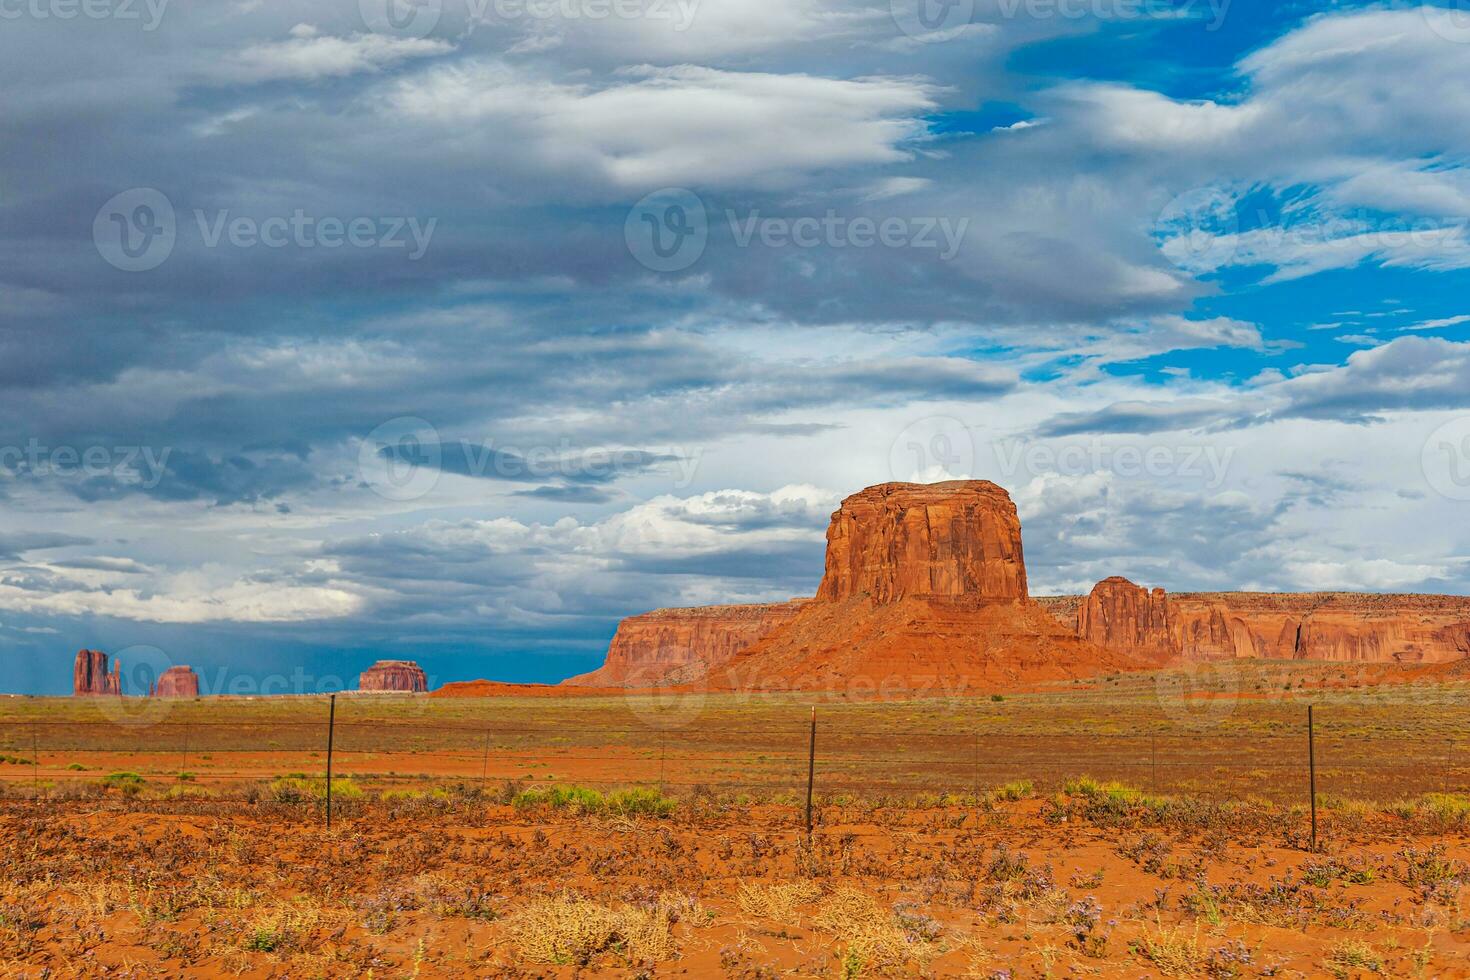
384,62 -> 937,188
224,28 -> 452,83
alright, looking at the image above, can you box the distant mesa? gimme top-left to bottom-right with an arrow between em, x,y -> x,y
359,660 -> 428,693
567,480 -> 1140,691
564,479 -> 1470,693
1040,576 -> 1470,664
73,649 -> 121,696
150,665 -> 200,698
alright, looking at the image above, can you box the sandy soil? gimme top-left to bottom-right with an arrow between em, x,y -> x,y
3,792 -> 1469,977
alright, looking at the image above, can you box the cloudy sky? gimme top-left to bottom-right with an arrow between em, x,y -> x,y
3,0 -> 1470,694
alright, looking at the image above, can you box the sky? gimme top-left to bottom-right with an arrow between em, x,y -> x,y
3,0 -> 1470,695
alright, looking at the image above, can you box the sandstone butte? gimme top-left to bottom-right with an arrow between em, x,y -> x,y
150,665 -> 200,698
358,660 -> 429,693
560,480 -> 1470,693
72,649 -> 121,696
566,481 -> 1144,691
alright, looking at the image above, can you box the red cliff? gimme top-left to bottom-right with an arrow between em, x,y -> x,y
73,649 -> 121,696
1045,579 -> 1470,665
816,481 -> 1027,603
564,601 -> 807,687
151,665 -> 200,698
358,660 -> 428,692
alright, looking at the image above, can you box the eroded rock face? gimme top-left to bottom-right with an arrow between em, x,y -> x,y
564,601 -> 807,687
358,660 -> 428,692
1047,579 -> 1470,664
151,666 -> 200,698
73,649 -> 120,696
816,481 -> 1028,603
1077,576 -> 1174,661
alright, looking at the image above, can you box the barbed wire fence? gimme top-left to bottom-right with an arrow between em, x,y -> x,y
2,698 -> 1465,843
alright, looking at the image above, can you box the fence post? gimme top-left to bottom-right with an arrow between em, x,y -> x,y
805,706 -> 816,836
972,731 -> 979,804
181,722 -> 191,781
325,694 -> 337,830
658,731 -> 666,796
1307,704 -> 1317,850
31,724 -> 39,798
1151,732 -> 1157,792
480,730 -> 491,793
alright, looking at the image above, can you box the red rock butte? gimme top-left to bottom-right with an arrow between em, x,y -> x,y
150,665 -> 200,698
359,660 -> 428,693
564,479 -> 1470,692
567,480 -> 1141,691
73,649 -> 121,696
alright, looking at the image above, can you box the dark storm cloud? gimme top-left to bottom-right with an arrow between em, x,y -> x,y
0,532 -> 93,560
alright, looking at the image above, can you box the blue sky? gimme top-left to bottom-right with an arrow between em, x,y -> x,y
3,0 -> 1470,694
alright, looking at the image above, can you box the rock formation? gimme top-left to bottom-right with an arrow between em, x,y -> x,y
568,481 -> 1143,691
1076,576 -> 1175,663
1045,578 -> 1470,664
567,480 -> 1470,692
359,660 -> 428,692
817,481 -> 1027,602
565,601 -> 807,687
73,649 -> 121,696
150,665 -> 200,698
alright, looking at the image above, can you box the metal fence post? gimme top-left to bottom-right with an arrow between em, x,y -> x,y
1307,704 -> 1317,850
31,724 -> 39,798
658,731 -> 666,796
480,730 -> 491,793
181,722 -> 190,780
805,706 -> 816,836
972,731 -> 980,804
325,694 -> 337,830
1151,732 -> 1158,792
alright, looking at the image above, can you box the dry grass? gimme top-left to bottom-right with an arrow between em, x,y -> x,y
812,886 -> 933,971
1133,921 -> 1204,977
735,880 -> 822,921
500,892 -> 697,966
